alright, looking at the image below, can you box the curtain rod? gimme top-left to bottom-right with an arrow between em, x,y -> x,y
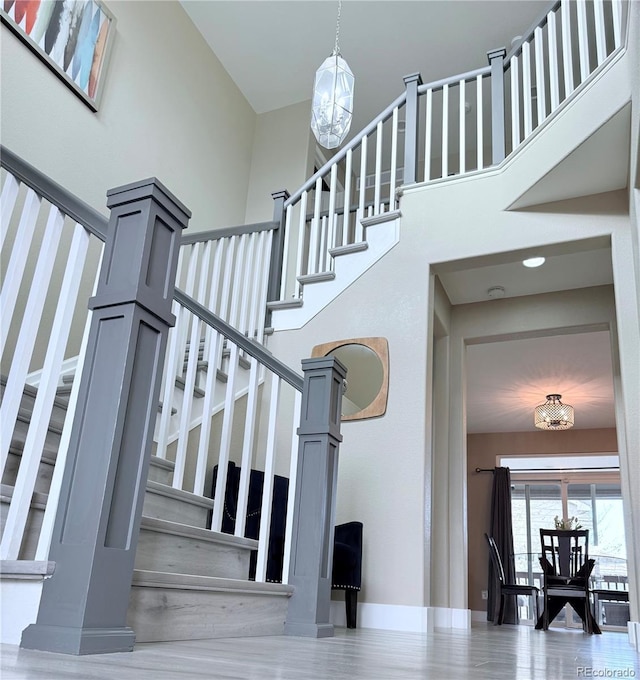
475,467 -> 495,473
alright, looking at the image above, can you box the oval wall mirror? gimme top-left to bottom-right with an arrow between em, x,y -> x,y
311,337 -> 389,421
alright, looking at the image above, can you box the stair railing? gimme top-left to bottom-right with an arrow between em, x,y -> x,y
0,147 -> 107,562
267,0 -> 628,309
1,147 -> 337,599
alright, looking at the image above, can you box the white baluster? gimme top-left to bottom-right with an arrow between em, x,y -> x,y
0,205 -> 63,472
510,56 -> 521,150
308,178 -> 322,274
1,224 -> 89,560
576,0 -> 590,84
0,188 -> 42,351
441,84 -> 449,179
328,164 -> 338,253
374,120 -> 383,214
548,11 -> 560,111
424,88 -> 433,182
278,200 -> 292,301
37,244 -> 104,558
523,41 -> 533,137
248,230 -> 267,341
254,373 -> 281,582
593,0 -> 607,65
218,236 -> 237,326
534,26 -> 547,124
389,108 -> 398,210
319,216 -> 328,272
612,0 -> 622,48
477,74 -> 484,168
193,241 -> 225,496
459,79 -> 466,175
173,243 -> 212,491
357,136 -> 367,242
238,233 -> 257,337
292,198 -> 305,298
342,149 -> 353,245
210,341 -> 241,532
0,173 -> 20,250
256,230 -> 273,342
281,389 -> 301,585
561,0 -> 574,97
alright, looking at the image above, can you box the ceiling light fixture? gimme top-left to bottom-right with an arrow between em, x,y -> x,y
310,0 -> 355,149
523,256 -> 546,268
534,394 -> 574,430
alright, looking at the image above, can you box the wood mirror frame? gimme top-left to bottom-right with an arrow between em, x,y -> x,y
311,337 -> 389,421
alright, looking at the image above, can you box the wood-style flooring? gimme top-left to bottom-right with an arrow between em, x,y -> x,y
1,624 -> 638,680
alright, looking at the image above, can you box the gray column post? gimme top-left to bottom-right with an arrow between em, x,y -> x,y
21,179 -> 190,655
285,356 -> 346,638
487,47 -> 507,165
266,190 -> 290,325
403,72 -> 423,186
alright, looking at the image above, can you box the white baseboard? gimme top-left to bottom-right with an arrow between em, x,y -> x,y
471,609 -> 489,623
0,580 -> 43,645
628,621 -> 640,652
330,600 -> 471,632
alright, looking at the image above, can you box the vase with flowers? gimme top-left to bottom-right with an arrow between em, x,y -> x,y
553,515 -> 583,530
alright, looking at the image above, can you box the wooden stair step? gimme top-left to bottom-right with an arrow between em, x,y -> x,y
136,516 -> 257,579
143,480 -> 214,528
128,570 -> 293,642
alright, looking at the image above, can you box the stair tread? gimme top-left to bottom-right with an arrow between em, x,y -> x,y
174,376 -> 206,398
145,480 -> 214,509
0,375 -> 70,413
140,515 -> 257,550
131,569 -> 293,595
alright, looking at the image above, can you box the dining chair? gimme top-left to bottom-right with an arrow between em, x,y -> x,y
485,533 -> 539,625
539,529 -> 594,632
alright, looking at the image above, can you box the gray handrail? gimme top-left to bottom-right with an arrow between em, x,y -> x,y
416,65 -> 491,95
181,220 -> 278,245
284,91 -> 408,208
0,145 -> 109,241
173,288 -> 304,392
504,0 -> 561,62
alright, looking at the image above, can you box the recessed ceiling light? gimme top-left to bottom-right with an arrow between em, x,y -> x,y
523,256 -> 545,268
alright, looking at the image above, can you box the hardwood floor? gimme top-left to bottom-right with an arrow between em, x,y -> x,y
1,624 -> 638,680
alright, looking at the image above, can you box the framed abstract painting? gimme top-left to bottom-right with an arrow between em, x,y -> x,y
1,0 -> 116,111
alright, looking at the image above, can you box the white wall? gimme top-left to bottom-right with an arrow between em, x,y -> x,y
244,100 -> 315,224
1,0 -> 256,232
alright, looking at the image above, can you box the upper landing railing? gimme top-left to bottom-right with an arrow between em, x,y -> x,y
267,0 -> 628,306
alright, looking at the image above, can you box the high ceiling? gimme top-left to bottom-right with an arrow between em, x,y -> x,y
181,1 -> 624,434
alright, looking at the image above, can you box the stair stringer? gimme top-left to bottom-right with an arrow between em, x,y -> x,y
269,211 -> 401,331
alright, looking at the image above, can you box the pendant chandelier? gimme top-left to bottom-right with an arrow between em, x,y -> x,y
534,394 -> 575,430
310,0 -> 355,149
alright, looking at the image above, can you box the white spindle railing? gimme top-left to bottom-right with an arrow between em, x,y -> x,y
268,0 -> 626,308
0,162 -> 107,561
505,0 -> 624,157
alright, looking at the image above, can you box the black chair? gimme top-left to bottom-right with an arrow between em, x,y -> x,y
332,521 -> 363,628
538,529 -> 596,633
212,464 -> 364,627
591,575 -> 629,627
485,533 -> 539,625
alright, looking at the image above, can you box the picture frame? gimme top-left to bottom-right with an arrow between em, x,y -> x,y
1,0 -> 116,112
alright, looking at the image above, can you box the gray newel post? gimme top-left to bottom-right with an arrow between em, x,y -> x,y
285,356 -> 346,638
487,47 -> 507,165
266,189 -> 290,325
403,72 -> 423,186
21,179 -> 190,655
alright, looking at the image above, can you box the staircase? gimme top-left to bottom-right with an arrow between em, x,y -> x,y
0,375 -> 292,642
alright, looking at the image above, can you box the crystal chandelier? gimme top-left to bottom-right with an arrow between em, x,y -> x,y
310,0 -> 355,149
534,394 -> 575,430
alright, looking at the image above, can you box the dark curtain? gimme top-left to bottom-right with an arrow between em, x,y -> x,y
487,466 -> 518,623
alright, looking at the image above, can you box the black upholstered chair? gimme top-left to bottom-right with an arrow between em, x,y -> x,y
485,533 -> 539,625
332,521 -> 363,628
212,463 -> 364,627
